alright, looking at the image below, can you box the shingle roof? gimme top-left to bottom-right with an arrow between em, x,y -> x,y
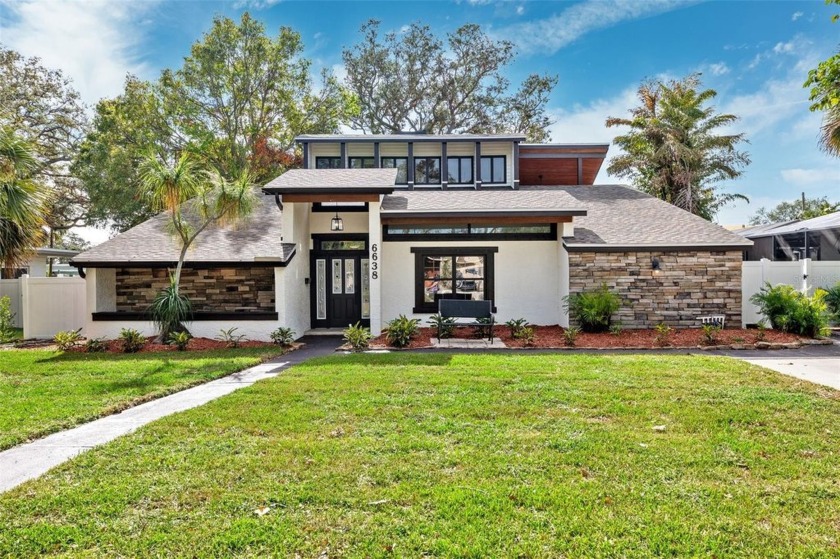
738,211 -> 840,237
544,185 -> 753,249
296,133 -> 527,143
262,168 -> 397,193
381,189 -> 586,216
72,190 -> 295,266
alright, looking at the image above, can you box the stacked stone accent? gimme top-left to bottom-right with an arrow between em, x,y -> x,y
115,267 -> 275,313
568,250 -> 742,329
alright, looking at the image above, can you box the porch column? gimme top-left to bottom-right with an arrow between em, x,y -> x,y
368,198 -> 383,335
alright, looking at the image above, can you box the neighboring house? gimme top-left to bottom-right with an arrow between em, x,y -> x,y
72,133 -> 752,340
735,212 -> 840,262
0,247 -> 80,279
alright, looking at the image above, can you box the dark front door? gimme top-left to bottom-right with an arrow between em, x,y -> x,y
311,235 -> 369,329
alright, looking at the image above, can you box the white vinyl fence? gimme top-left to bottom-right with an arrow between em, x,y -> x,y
21,276 -> 86,339
0,279 -> 23,328
742,259 -> 840,326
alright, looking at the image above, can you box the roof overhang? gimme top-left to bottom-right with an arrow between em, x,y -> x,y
71,250 -> 296,269
564,242 -> 753,252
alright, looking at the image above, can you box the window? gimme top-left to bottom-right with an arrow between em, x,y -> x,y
480,155 -> 506,184
384,223 -> 555,241
316,156 -> 342,169
415,157 -> 441,184
382,157 -> 408,184
349,157 -> 375,169
447,156 -> 473,184
411,247 -> 497,313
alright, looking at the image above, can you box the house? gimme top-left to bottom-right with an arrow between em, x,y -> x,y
734,211 -> 840,261
72,133 -> 752,340
0,247 -> 80,279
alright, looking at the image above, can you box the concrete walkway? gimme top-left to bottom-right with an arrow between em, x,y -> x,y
711,341 -> 840,390
0,336 -> 341,494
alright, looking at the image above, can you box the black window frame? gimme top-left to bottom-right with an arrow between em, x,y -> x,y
348,157 -> 375,169
384,223 -> 556,242
315,156 -> 342,169
381,157 -> 409,185
447,156 -> 474,185
414,156 -> 442,185
411,246 -> 497,313
480,155 -> 507,184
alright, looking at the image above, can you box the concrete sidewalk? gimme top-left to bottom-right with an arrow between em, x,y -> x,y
0,336 -> 341,494
714,343 -> 840,390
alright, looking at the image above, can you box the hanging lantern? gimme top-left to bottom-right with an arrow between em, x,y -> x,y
330,211 -> 344,232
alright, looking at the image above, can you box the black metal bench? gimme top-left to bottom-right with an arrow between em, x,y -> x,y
438,299 -> 495,343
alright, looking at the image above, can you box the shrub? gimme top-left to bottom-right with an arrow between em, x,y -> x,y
168,331 -> 191,351
654,323 -> 673,347
53,328 -> 82,351
700,324 -> 721,346
519,326 -> 536,347
824,282 -> 840,323
216,327 -> 246,348
754,320 -> 768,342
750,283 -> 829,338
563,284 -> 621,333
148,277 -> 192,341
472,316 -> 493,339
270,327 -> 296,346
563,326 -> 580,347
0,296 -> 16,343
385,315 -> 421,348
119,328 -> 145,353
84,337 -> 106,353
609,323 -> 623,336
343,322 -> 372,351
505,318 -> 531,339
428,314 -> 455,338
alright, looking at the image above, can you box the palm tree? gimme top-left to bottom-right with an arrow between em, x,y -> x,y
819,105 -> 840,157
0,128 -> 46,274
139,153 -> 255,339
606,74 -> 750,220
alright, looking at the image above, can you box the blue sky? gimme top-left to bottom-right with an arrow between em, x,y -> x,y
1,0 -> 838,239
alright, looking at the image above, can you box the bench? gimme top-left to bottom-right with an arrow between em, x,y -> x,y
438,299 -> 495,343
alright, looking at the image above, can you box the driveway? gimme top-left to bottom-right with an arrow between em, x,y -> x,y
709,341 -> 840,390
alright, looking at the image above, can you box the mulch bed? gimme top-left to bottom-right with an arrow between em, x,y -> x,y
90,337 -> 280,354
371,326 -> 808,350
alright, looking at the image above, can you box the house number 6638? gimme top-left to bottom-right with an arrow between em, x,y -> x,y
371,243 -> 379,279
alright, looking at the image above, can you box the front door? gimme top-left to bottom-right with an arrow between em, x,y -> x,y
311,235 -> 370,329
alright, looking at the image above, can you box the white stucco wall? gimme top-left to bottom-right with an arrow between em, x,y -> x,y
381,240 -> 563,326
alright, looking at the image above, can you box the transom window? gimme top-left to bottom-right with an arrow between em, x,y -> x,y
415,157 -> 441,185
447,156 -> 474,184
480,155 -> 506,184
384,223 -> 555,241
382,157 -> 408,184
315,156 -> 342,169
411,247 -> 497,313
349,157 -> 375,169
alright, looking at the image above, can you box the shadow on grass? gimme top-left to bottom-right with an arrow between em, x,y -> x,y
299,352 -> 458,368
36,348 -> 274,365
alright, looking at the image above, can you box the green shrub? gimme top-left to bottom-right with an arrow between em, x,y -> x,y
750,283 -> 829,338
519,326 -> 536,347
824,282 -> 840,323
472,316 -> 493,339
754,319 -> 768,342
609,323 -> 623,336
563,326 -> 580,347
216,327 -> 246,348
505,318 -> 531,339
654,323 -> 673,347
167,331 -> 191,351
563,284 -> 621,333
700,324 -> 721,346
118,328 -> 145,353
0,296 -> 16,343
428,314 -> 455,338
53,328 -> 82,351
343,322 -> 372,352
148,277 -> 192,340
270,327 -> 296,346
385,315 -> 421,348
84,337 -> 107,353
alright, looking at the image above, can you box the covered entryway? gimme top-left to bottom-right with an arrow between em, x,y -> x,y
310,234 -> 370,329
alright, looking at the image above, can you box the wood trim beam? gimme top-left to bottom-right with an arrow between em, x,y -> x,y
282,193 -> 381,203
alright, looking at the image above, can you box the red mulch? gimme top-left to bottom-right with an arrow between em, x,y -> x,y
372,326 -> 804,350
69,337 -> 277,354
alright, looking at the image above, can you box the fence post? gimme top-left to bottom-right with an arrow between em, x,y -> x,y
802,258 -> 811,294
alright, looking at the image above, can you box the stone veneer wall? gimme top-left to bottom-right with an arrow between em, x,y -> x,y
115,267 -> 275,313
568,250 -> 742,329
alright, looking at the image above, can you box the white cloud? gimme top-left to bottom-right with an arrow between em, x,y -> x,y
707,62 -> 730,76
516,4 -> 524,16
791,11 -> 803,21
781,168 -> 840,187
493,0 -> 696,54
234,0 -> 282,8
0,0 -> 158,105
773,40 -> 795,54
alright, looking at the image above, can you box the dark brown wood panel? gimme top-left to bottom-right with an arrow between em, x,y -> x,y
582,158 -> 605,184
520,158 -> 579,185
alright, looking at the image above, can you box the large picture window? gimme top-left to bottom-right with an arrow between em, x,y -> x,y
316,156 -> 342,169
447,156 -> 473,184
382,157 -> 408,184
480,155 -> 506,184
411,247 -> 497,313
384,223 -> 556,241
415,157 -> 441,185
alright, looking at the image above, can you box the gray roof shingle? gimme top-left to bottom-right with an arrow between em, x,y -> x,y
263,168 -> 398,193
72,190 -> 295,266
381,189 -> 586,215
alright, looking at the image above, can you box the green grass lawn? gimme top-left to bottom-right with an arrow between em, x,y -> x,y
0,347 -> 284,450
1,353 -> 839,557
